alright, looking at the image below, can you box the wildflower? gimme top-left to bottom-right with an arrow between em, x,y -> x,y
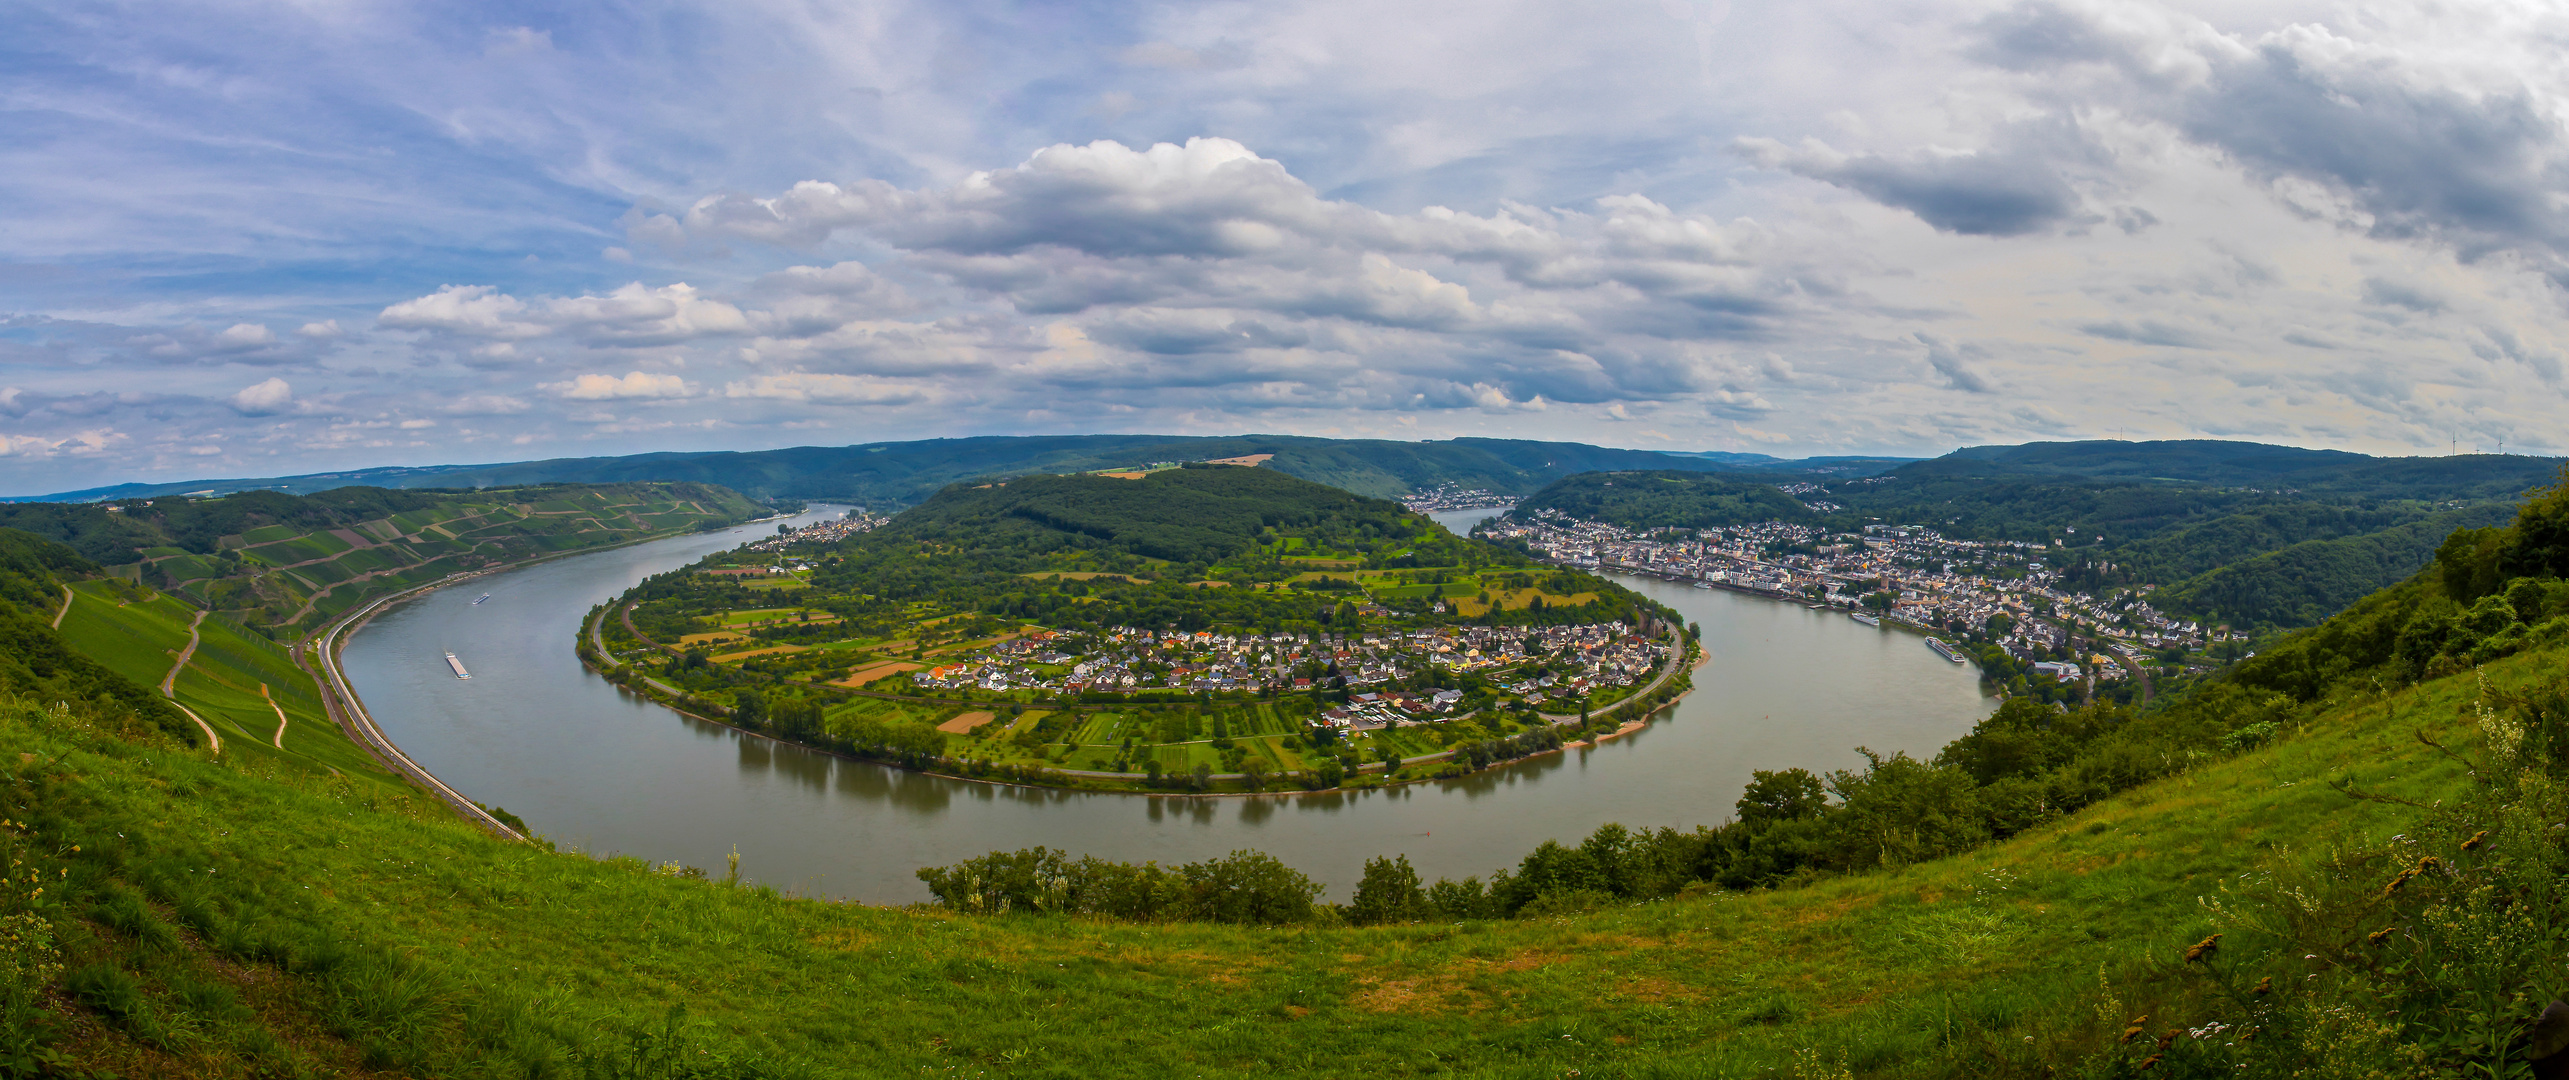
2382,869 -> 2415,897
2156,1029 -> 2180,1050
2184,934 -> 2222,963
2367,926 -> 2396,945
2138,1054 -> 2163,1070
2415,855 -> 2443,874
2461,830 -> 2488,852
2121,1024 -> 2146,1044
2252,976 -> 2273,996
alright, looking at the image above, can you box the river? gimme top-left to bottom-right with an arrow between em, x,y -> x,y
339,505 -> 1995,904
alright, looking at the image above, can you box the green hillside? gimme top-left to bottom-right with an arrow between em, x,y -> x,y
1509,469 -> 1817,529
0,482 -> 767,637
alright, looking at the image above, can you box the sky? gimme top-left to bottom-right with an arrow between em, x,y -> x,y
6,0 -> 2569,494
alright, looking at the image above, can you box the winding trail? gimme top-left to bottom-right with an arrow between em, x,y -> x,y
51,584 -> 71,629
168,700 -> 223,754
153,609 -> 223,753
261,683 -> 288,748
162,609 -> 206,697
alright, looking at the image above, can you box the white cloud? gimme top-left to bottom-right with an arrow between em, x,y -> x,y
228,377 -> 293,415
297,320 -> 343,339
379,282 -> 749,347
215,323 -> 277,348
547,371 -> 694,400
723,372 -> 927,406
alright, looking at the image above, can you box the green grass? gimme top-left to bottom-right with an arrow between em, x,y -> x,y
4,640 -> 2528,1076
53,580 -> 402,791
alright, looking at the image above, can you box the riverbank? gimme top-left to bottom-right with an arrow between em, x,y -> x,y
297,509 -> 799,837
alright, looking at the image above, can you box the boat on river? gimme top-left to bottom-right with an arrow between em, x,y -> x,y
1850,612 -> 1882,628
473,593 -> 491,605
445,652 -> 472,679
1926,637 -> 1968,663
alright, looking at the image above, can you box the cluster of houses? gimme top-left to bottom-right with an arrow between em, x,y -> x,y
745,510 -> 884,555
904,621 -> 1671,722
1483,512 -> 2242,684
1398,485 -> 1517,514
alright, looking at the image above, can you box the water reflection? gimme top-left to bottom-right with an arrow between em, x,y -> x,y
343,504 -> 1995,905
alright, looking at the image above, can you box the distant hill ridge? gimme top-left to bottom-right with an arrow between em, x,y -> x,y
27,435 -> 2554,510
13,434 -> 1909,506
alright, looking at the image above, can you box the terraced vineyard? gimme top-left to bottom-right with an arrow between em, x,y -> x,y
0,482 -> 769,637
52,576 -> 408,789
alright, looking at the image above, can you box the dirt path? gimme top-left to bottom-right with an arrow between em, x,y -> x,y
51,584 -> 72,629
261,683 -> 288,748
162,610 -> 207,697
168,699 -> 223,754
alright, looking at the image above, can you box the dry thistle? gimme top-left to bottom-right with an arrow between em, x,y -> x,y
2383,869 -> 2415,897
2367,926 -> 2396,945
2156,1029 -> 2180,1050
2139,1053 -> 2163,1070
2120,1024 -> 2146,1044
2415,855 -> 2443,874
2252,976 -> 2273,996
2184,934 -> 2222,963
2461,830 -> 2488,852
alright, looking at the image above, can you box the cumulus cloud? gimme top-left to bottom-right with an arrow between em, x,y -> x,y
723,373 -> 928,406
228,377 -> 294,415
546,371 -> 693,400
379,283 -> 748,347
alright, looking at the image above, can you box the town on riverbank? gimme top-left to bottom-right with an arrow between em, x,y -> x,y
1485,509 -> 2251,705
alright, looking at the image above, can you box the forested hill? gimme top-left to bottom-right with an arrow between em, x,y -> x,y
878,464 -> 1440,566
1903,439 -> 2560,497
23,434 -> 1897,506
1509,471 -> 1816,529
0,482 -> 766,636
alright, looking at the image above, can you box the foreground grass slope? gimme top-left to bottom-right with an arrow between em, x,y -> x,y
2,631 -> 2532,1076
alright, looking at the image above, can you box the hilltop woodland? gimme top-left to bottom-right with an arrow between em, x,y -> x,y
2,470 -> 2569,1075
591,464 -> 1693,791
1510,446 -> 2552,633
0,483 -> 766,638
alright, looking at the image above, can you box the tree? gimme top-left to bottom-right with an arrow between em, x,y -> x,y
1190,763 -> 1213,791
1347,855 -> 1430,925
1735,768 -> 1826,826
1239,757 -> 1270,792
